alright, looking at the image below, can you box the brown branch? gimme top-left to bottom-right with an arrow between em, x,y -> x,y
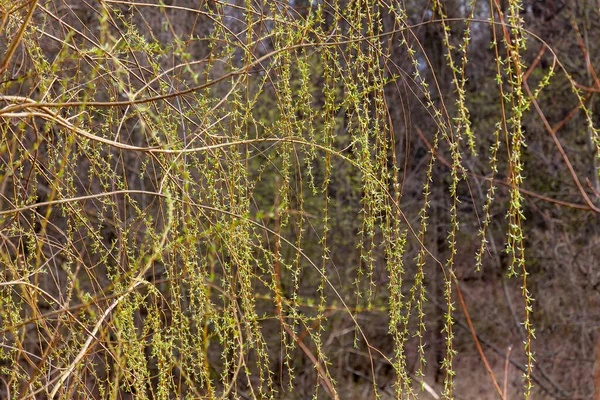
595,335 -> 600,400
0,0 -> 38,76
569,17 -> 600,89
523,45 -> 547,82
455,280 -> 505,399
503,345 -> 512,399
522,81 -> 600,213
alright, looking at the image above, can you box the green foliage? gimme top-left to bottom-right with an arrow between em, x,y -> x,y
1,1 -> 599,399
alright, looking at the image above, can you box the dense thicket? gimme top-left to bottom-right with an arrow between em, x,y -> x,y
1,1 -> 599,399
